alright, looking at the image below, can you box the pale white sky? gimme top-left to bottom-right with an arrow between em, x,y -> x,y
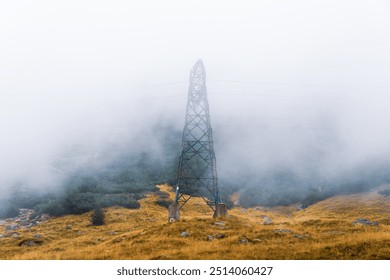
1,0 -> 390,188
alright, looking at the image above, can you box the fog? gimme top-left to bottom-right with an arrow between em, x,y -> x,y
1,0 -> 390,202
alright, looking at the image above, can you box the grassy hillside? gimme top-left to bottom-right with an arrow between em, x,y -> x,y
0,185 -> 389,260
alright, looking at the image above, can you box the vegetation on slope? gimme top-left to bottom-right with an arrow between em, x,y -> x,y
0,185 -> 388,260
4,124 -> 390,219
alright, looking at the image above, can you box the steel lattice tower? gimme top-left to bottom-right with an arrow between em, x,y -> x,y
169,59 -> 227,221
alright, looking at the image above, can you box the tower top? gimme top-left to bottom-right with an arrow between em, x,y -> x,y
192,59 -> 205,73
190,59 -> 207,96
191,59 -> 206,76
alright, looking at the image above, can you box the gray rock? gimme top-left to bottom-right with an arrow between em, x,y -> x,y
274,229 -> 293,234
180,231 -> 189,237
20,240 -> 42,247
66,224 -> 72,230
206,235 -> 214,241
0,234 -> 5,238
293,234 -> 305,239
262,215 -> 272,225
20,240 -> 36,247
6,224 -> 19,231
214,233 -> 225,239
40,214 -> 50,220
11,232 -> 19,238
353,218 -> 379,226
238,238 -> 249,244
325,231 -> 346,235
214,221 -> 225,226
20,220 -> 30,226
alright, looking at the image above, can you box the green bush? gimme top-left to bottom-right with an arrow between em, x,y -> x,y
99,195 -> 140,209
34,201 -> 66,216
155,198 -> 173,209
378,189 -> 390,196
239,185 -> 304,208
0,203 -> 19,219
91,205 -> 105,226
62,192 -> 99,215
34,193 -> 141,217
301,189 -> 332,208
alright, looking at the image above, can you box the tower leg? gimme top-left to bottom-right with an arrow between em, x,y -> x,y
168,203 -> 180,222
213,203 -> 228,218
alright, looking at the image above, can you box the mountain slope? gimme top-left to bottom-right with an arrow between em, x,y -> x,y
0,185 -> 389,259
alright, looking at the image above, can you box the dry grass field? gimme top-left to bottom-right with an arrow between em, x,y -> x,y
0,184 -> 389,260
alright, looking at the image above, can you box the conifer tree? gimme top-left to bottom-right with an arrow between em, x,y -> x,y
91,204 -> 105,226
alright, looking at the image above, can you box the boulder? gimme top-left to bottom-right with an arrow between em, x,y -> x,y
353,218 -> 379,226
40,214 -> 50,220
214,233 -> 225,239
262,215 -> 272,225
6,224 -> 19,231
180,231 -> 189,238
20,220 -> 30,226
206,235 -> 214,241
19,240 -> 43,247
274,229 -> 293,234
238,238 -> 249,244
293,234 -> 305,239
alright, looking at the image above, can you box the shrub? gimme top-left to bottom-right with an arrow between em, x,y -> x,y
378,189 -> 390,196
239,185 -> 304,208
155,198 -> 173,209
301,189 -> 332,209
99,195 -> 140,209
62,192 -> 99,215
0,203 -> 19,219
154,190 -> 170,199
34,201 -> 66,216
91,205 -> 105,226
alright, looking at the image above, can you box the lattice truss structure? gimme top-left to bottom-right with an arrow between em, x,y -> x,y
175,59 -> 220,210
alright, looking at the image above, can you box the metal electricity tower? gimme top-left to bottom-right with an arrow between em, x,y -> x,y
169,59 -> 227,221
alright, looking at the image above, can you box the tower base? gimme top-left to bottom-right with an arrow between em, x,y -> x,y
213,203 -> 228,218
168,203 -> 180,222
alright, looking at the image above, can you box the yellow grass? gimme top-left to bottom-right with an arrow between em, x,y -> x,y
0,184 -> 389,259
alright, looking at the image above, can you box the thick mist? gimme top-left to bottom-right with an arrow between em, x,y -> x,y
1,0 -> 390,206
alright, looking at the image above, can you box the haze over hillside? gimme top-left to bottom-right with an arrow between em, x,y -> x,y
1,0 -> 390,213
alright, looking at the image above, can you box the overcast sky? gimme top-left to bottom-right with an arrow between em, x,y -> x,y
1,0 -> 390,190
